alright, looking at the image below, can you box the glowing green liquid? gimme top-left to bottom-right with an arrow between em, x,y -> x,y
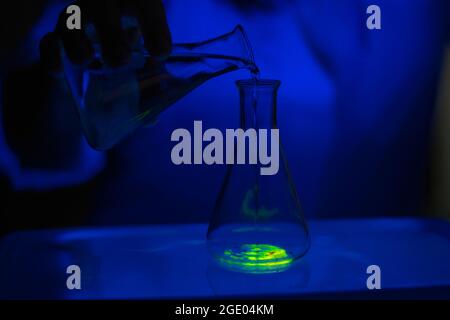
218,244 -> 294,274
208,223 -> 309,274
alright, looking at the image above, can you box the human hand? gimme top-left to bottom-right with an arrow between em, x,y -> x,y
40,0 -> 172,71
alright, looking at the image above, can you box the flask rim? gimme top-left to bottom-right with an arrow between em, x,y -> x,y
236,79 -> 281,89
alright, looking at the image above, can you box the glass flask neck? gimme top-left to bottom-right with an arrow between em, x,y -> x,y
237,80 -> 280,130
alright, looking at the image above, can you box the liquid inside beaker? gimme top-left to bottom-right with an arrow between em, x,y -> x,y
207,79 -> 310,274
209,224 -> 309,274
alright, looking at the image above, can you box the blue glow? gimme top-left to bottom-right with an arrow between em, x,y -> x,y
91,0 -> 450,223
1,0 -> 449,216
0,218 -> 449,299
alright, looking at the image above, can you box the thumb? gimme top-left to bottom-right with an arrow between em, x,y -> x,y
40,32 -> 63,74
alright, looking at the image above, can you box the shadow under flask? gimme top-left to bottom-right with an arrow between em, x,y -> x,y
207,79 -> 310,274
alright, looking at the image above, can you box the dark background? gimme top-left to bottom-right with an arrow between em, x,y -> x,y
1,0 -> 450,235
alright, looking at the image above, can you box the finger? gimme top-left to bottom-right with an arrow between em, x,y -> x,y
56,5 -> 94,65
125,26 -> 142,49
84,0 -> 131,66
134,0 -> 172,59
40,32 -> 62,73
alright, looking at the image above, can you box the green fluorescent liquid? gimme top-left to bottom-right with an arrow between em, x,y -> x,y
217,244 -> 294,274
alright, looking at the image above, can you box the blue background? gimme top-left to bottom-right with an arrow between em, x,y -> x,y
1,0 -> 450,227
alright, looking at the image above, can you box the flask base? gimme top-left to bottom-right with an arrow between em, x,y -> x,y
213,243 -> 295,274
207,223 -> 310,274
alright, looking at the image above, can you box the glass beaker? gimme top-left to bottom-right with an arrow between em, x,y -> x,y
62,25 -> 258,150
207,79 -> 310,274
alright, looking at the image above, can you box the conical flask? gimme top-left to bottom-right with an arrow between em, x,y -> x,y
207,79 -> 310,274
62,25 -> 257,150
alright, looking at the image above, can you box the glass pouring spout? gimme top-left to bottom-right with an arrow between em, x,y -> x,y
62,25 -> 258,150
